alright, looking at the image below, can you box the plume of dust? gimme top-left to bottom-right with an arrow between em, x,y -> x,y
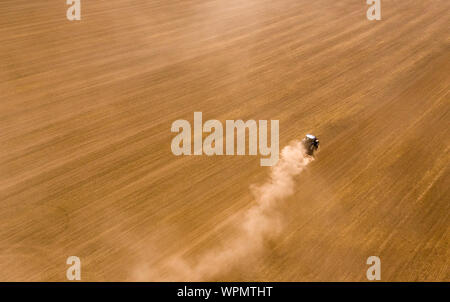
135,140 -> 313,281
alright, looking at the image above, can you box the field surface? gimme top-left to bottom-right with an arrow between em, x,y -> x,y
0,0 -> 449,281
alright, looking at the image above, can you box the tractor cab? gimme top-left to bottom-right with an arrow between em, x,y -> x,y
302,134 -> 320,156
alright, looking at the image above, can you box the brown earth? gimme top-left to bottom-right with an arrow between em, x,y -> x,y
0,0 -> 448,281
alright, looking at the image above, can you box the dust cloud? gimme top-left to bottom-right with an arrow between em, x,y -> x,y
135,140 -> 314,281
